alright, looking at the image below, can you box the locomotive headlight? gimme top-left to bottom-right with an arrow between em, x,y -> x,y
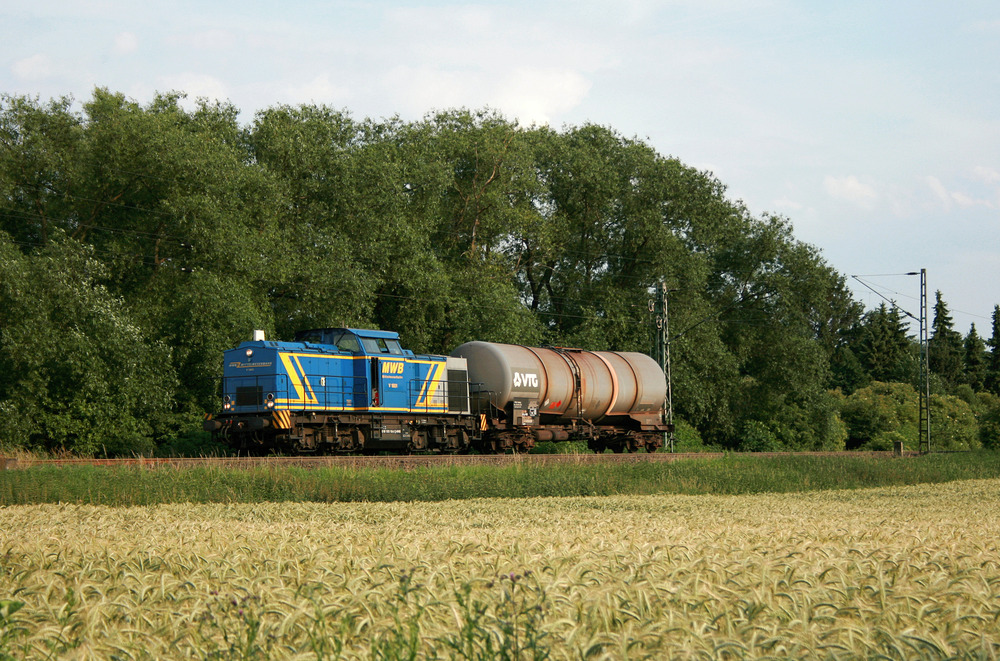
223,402 -> 232,411
266,400 -> 275,409
245,348 -> 253,358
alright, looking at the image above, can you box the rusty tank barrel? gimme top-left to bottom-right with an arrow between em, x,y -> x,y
450,341 -> 666,423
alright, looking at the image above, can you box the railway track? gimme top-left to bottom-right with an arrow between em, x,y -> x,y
0,450 -> 917,471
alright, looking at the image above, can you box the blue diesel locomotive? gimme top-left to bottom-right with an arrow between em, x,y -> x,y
203,328 -> 476,453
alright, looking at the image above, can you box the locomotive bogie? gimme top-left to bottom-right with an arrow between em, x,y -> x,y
212,410 -> 477,454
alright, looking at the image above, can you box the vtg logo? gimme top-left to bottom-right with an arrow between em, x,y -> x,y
512,371 -> 539,389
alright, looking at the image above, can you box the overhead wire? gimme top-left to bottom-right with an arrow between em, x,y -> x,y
852,274 -> 990,323
850,275 -> 918,321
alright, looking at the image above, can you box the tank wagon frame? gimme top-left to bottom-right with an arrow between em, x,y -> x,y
206,329 -> 672,454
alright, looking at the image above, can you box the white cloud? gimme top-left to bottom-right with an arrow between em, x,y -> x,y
823,175 -> 877,209
921,173 -> 998,211
114,31 -> 138,55
950,191 -> 996,210
11,54 -> 53,81
379,65 -> 591,126
923,175 -> 951,210
950,191 -> 976,208
972,166 -> 1000,185
383,66 -> 471,115
495,68 -> 592,126
360,5 -> 602,122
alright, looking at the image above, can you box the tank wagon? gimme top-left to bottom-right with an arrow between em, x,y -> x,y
206,329 -> 671,454
452,341 -> 670,453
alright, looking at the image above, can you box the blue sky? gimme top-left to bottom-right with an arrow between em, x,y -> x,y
3,1 -> 999,335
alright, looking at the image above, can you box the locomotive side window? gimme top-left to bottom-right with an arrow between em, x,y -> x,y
326,331 -> 361,353
337,335 -> 361,353
361,338 -> 404,354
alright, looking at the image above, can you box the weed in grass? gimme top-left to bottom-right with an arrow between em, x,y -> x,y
193,592 -> 275,660
441,571 -> 550,661
0,600 -> 27,661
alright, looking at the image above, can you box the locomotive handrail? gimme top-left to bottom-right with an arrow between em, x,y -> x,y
219,372 -> 364,412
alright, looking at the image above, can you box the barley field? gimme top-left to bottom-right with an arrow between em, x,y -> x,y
2,479 -> 999,659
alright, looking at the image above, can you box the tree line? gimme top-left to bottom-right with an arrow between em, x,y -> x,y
1,89 -> 997,455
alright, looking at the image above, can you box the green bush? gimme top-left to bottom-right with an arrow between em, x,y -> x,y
862,430 -> 906,452
930,394 -> 980,451
839,382 -> 918,447
738,420 -> 778,452
671,418 -> 713,452
979,406 -> 1000,450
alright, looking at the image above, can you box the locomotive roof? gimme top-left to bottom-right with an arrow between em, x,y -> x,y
296,327 -> 401,340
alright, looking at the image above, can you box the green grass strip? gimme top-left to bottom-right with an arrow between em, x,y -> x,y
2,452 -> 1000,506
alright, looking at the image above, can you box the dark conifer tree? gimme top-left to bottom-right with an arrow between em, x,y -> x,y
857,303 -> 911,382
929,291 -> 964,387
963,323 -> 987,392
986,305 -> 1000,396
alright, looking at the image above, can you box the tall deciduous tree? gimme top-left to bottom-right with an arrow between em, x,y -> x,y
0,233 -> 174,453
0,94 -> 83,247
